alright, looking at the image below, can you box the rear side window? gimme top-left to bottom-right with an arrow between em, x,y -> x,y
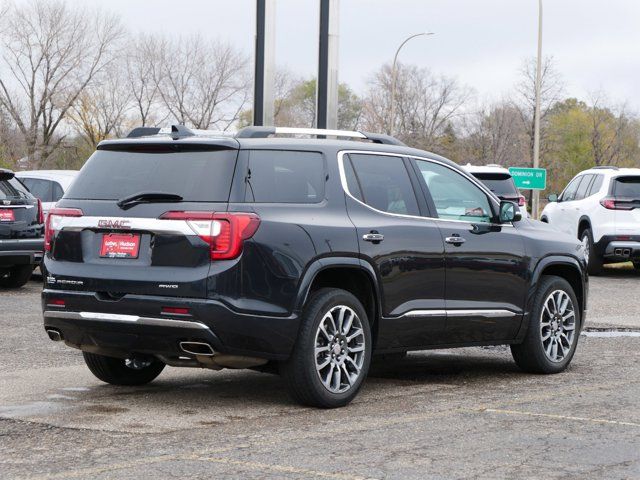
472,173 -> 518,196
574,174 -> 594,200
588,174 -> 604,196
613,176 -> 640,198
245,150 -> 325,203
65,148 -> 238,202
347,153 -> 419,216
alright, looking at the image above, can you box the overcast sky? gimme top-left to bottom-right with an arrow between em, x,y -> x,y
65,0 -> 640,110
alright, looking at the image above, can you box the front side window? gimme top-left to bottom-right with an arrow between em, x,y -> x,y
416,160 -> 493,223
560,176 -> 584,202
245,150 -> 325,203
347,153 -> 420,216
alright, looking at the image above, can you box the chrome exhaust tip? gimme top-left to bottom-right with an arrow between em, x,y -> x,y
46,328 -> 63,342
614,248 -> 623,256
179,341 -> 215,356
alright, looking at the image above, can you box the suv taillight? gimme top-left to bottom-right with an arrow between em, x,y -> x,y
159,211 -> 260,260
45,207 -> 83,252
600,197 -> 634,210
518,195 -> 526,207
37,199 -> 44,224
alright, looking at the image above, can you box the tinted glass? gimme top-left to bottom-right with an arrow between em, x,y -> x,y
52,182 -> 64,202
349,154 -> 419,216
471,173 -> 518,196
0,178 -> 31,200
343,155 -> 363,201
66,148 -> 238,201
561,176 -> 583,202
245,150 -> 325,203
574,174 -> 594,200
613,176 -> 640,198
416,160 -> 492,223
588,174 -> 604,196
22,178 -> 53,202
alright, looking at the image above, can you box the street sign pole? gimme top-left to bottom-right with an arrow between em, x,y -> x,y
532,0 -> 544,218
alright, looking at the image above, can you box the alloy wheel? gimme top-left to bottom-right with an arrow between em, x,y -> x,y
314,305 -> 366,393
540,289 -> 576,363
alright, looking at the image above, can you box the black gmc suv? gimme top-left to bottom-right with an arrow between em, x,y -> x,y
43,126 -> 587,408
1,169 -> 44,288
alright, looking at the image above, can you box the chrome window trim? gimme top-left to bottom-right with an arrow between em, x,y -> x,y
337,150 -> 512,227
44,310 -> 209,330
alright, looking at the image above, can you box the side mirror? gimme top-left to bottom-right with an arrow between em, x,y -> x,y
499,201 -> 521,223
547,194 -> 558,203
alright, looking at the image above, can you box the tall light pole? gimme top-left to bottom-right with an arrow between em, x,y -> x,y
389,32 -> 434,135
532,0 -> 543,218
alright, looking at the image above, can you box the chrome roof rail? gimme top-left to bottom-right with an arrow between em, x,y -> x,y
235,126 -> 405,146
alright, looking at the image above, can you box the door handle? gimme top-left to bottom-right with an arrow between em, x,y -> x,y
363,233 -> 384,243
445,235 -> 466,245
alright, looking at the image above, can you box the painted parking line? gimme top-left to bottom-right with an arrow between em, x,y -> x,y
484,408 -> 640,428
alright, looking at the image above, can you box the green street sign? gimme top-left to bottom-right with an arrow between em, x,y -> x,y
509,167 -> 547,190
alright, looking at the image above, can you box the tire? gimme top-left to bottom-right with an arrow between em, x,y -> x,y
0,265 -> 33,288
580,228 -> 602,275
511,275 -> 581,374
281,288 -> 372,408
83,352 -> 165,386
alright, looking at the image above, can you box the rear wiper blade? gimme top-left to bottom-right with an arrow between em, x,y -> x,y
116,191 -> 183,210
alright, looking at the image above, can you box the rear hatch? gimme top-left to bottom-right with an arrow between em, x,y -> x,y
607,176 -> 640,235
46,141 -> 243,298
0,172 -> 42,240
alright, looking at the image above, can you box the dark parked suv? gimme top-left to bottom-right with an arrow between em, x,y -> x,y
1,169 -> 44,288
43,126 -> 588,408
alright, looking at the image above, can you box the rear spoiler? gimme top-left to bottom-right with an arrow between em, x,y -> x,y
0,168 -> 15,181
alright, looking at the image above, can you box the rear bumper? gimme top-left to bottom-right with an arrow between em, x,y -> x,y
594,235 -> 640,261
0,238 -> 43,266
42,289 -> 300,361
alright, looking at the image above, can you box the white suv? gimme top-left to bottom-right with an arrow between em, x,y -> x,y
464,164 -> 528,218
541,167 -> 640,274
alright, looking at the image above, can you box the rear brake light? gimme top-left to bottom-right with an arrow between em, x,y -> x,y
518,195 -> 526,207
159,211 -> 260,260
45,207 -> 83,252
161,306 -> 190,315
37,199 -> 44,224
600,197 -> 633,210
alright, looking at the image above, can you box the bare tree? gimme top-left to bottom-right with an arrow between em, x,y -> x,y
588,94 -> 638,167
152,35 -> 250,130
462,101 -> 529,165
514,56 -> 564,163
68,62 -> 133,148
361,63 -> 472,151
0,0 -> 125,167
126,34 -> 166,128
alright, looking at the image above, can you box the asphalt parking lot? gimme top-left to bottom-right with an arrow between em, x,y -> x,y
1,269 -> 639,480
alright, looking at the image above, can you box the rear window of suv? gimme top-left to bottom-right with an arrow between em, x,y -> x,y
613,176 -> 640,198
0,178 -> 31,200
65,147 -> 238,202
244,150 -> 325,203
471,173 -> 518,196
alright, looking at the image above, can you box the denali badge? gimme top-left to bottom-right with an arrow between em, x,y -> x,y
98,219 -> 131,229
